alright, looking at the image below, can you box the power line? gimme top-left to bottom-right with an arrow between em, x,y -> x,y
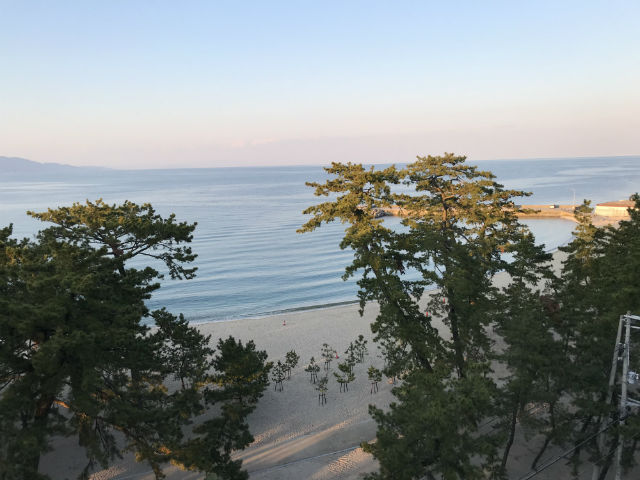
517,413 -> 633,480
588,431 -> 640,478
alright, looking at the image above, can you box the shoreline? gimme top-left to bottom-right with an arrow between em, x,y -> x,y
185,299 -> 362,326
183,244 -> 569,329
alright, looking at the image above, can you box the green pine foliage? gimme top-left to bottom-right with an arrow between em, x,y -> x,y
367,366 -> 382,394
0,202 -> 271,480
333,360 -> 356,392
354,334 -> 368,362
320,343 -> 336,370
271,361 -> 286,392
316,375 -> 328,405
304,356 -> 320,383
363,366 -> 497,480
552,195 -> 640,475
300,154 -> 580,478
491,233 -> 569,473
368,365 -> 382,383
284,349 -> 300,379
174,338 -> 271,480
302,154 -> 640,477
344,342 -> 357,373
210,336 -> 272,404
27,199 -> 198,280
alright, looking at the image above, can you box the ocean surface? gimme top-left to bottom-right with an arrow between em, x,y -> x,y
2,156 -> 639,323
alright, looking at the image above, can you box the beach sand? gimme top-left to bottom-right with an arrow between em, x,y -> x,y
41,250 -> 628,479
42,298 -> 395,480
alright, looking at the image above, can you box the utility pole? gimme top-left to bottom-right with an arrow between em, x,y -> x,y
592,313 -> 640,480
614,315 -> 632,480
592,316 -> 624,480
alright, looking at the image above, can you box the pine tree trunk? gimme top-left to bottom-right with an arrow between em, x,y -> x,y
597,446 -> 613,480
570,414 -> 593,472
531,435 -> 552,470
501,403 -> 519,471
447,288 -> 466,378
24,395 -> 54,475
368,257 -> 434,373
531,402 -> 556,470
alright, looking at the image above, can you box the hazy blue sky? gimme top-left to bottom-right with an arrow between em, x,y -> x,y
1,1 -> 639,168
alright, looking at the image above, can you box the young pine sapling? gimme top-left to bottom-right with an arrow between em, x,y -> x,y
321,343 -> 336,371
284,349 -> 300,379
304,356 -> 320,383
316,375 -> 328,405
368,366 -> 382,394
272,360 -> 286,392
344,342 -> 358,374
334,360 -> 355,393
354,334 -> 368,362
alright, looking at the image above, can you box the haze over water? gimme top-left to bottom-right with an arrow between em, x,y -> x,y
2,156 -> 639,323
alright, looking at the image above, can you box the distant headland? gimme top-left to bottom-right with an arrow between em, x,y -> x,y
0,156 -> 106,176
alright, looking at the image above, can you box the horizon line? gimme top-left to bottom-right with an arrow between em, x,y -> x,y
3,153 -> 640,172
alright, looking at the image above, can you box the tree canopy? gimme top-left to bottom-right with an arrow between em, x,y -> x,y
551,195 -> 640,477
301,154 -> 640,478
0,200 -> 271,480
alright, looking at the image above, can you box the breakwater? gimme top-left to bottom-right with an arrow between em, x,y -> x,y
376,202 -> 633,226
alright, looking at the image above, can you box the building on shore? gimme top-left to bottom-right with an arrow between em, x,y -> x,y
594,200 -> 635,218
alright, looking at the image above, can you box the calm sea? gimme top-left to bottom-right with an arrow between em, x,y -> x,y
2,156 -> 639,323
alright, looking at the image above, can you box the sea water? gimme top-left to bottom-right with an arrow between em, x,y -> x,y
1,156 -> 639,323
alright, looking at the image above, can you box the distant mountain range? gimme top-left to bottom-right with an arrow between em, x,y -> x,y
1,156 -> 106,175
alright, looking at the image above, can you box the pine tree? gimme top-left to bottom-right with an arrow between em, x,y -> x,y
284,350 -> 300,379
304,357 -> 320,383
0,202 -> 271,480
333,360 -> 356,393
271,361 -> 285,392
316,375 -> 328,405
301,154 -> 545,477
344,342 -> 357,373
27,199 -> 197,279
491,232 -> 570,474
354,334 -> 369,362
174,337 -> 271,479
321,343 -> 336,371
368,366 -> 382,394
554,195 -> 640,475
363,365 -> 497,480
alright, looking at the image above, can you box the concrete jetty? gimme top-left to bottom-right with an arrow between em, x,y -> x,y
374,200 -> 635,226
516,202 -> 634,225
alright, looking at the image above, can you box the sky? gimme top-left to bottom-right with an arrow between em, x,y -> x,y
1,0 -> 639,169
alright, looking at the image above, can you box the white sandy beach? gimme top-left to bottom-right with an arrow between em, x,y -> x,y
41,250 -> 624,479
42,297 -> 395,480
